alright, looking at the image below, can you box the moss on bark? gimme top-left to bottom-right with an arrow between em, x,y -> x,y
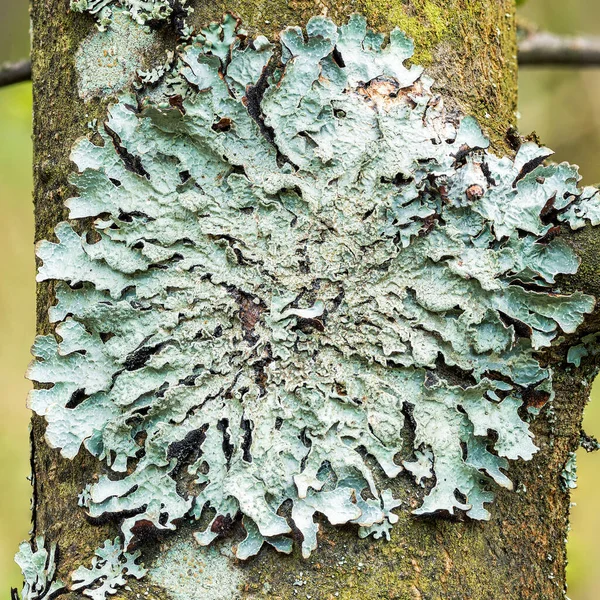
28,1 -> 595,599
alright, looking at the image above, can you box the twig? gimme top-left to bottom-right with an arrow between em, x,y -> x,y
0,59 -> 32,88
519,32 -> 600,67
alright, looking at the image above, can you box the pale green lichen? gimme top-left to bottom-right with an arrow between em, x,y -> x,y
14,537 -> 65,600
147,538 -> 243,599
71,0 -> 186,29
26,13 -> 600,593
71,538 -> 146,599
75,8 -> 161,101
560,452 -> 578,491
567,332 -> 600,367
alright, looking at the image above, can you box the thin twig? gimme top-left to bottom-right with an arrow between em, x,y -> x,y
0,59 -> 32,88
519,32 -> 600,67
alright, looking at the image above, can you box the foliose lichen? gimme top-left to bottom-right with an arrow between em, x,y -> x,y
24,9 -> 600,597
560,452 -> 578,491
14,537 -> 65,600
71,0 -> 188,30
567,331 -> 600,368
71,538 -> 146,599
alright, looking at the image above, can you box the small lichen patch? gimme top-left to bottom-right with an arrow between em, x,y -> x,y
27,12 -> 600,579
71,538 -> 146,599
71,0 -> 185,29
14,537 -> 65,600
560,452 -> 578,490
75,8 -> 161,101
567,332 -> 600,367
147,538 -> 243,600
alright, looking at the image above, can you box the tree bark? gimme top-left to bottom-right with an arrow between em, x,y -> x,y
29,1 -> 599,599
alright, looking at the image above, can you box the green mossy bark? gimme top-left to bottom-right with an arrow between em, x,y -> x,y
29,1 -> 598,599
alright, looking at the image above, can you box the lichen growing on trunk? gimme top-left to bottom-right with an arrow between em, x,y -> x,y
14,537 -> 65,600
20,8 -> 600,599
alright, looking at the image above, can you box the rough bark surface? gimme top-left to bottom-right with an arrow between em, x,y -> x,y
29,1 -> 599,599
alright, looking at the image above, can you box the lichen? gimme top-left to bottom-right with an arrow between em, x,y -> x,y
567,332 -> 600,367
147,538 -> 243,599
360,0 -> 450,63
71,538 -> 146,599
14,537 -> 65,600
25,11 -> 600,593
560,452 -> 578,491
71,0 -> 187,29
75,8 -> 161,101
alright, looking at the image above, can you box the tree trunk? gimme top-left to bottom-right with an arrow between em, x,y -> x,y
27,1 -> 600,599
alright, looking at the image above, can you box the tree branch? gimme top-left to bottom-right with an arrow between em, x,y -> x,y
519,32 -> 600,67
0,59 -> 32,87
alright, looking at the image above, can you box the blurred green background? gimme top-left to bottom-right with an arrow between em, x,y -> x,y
0,0 -> 599,596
